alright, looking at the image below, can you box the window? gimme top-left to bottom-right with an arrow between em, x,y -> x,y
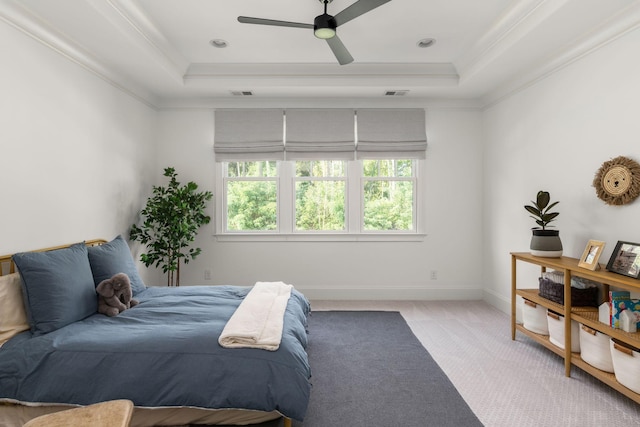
224,161 -> 278,232
362,160 -> 415,231
216,158 -> 421,239
295,161 -> 346,232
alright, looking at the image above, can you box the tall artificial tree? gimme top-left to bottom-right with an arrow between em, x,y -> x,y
130,167 -> 213,286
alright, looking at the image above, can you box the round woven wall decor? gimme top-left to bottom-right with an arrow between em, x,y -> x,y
593,156 -> 640,205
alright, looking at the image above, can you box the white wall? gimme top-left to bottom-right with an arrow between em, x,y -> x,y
482,26 -> 640,312
0,20 -> 157,268
11,7 -> 638,307
154,104 -> 485,299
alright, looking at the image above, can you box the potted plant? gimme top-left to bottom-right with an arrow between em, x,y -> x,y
130,167 -> 213,286
524,190 -> 563,257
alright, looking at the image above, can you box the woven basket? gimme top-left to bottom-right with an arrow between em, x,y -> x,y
538,277 -> 598,307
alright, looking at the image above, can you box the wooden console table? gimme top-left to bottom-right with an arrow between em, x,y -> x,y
511,252 -> 640,403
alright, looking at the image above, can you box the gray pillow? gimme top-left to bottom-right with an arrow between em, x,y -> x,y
13,242 -> 97,336
87,235 -> 146,295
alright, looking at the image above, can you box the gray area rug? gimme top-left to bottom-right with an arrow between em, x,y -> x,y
292,310 -> 483,427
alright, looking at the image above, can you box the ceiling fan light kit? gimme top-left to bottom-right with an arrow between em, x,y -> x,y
314,14 -> 337,39
238,0 -> 392,65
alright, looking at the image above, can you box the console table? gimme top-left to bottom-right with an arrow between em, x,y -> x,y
511,252 -> 640,403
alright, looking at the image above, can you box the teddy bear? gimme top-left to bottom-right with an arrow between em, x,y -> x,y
96,272 -> 139,317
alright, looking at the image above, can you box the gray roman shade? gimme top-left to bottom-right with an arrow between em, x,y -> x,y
285,109 -> 355,160
356,108 -> 427,159
214,109 -> 284,161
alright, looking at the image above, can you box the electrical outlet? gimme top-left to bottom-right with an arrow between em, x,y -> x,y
430,270 -> 437,280
204,269 -> 212,280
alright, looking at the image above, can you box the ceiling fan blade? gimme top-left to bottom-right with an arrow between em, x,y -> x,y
334,0 -> 392,27
238,16 -> 314,29
326,35 -> 354,65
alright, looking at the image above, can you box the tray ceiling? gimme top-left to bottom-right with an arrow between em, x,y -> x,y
2,0 -> 638,107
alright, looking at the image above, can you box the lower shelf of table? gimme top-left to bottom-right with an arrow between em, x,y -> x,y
515,323 -> 640,404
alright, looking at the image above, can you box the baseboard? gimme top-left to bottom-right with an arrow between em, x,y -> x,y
482,288 -> 511,315
299,287 -> 484,301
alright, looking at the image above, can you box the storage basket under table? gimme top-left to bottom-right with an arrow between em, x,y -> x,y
522,299 -> 549,335
610,339 -> 640,394
579,324 -> 614,373
547,310 -> 581,353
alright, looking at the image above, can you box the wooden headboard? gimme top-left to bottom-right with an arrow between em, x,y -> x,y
0,239 -> 107,276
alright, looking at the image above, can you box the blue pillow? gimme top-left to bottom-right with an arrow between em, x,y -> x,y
87,235 -> 146,295
13,242 -> 97,336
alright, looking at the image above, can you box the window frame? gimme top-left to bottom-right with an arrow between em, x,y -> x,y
214,159 -> 426,242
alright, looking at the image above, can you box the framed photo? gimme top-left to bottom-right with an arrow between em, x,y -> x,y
606,241 -> 640,279
578,240 -> 605,270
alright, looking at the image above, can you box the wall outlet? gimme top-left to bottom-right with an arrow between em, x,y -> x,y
430,270 -> 437,280
204,269 -> 212,280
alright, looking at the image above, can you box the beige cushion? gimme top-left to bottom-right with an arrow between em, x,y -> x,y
23,400 -> 134,427
0,273 -> 30,345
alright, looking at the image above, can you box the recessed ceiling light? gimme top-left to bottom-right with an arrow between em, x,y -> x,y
210,39 -> 228,48
417,38 -> 436,48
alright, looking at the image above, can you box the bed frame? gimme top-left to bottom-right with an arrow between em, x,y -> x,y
0,239 -> 107,276
0,239 -> 293,427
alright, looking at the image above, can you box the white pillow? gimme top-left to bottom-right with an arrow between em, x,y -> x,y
0,272 -> 30,345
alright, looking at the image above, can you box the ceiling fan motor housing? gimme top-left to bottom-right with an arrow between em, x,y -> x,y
314,13 -> 337,39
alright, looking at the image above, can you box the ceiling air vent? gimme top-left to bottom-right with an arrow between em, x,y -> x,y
231,91 -> 253,96
384,90 -> 409,96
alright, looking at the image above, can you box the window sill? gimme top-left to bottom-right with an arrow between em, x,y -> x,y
214,233 -> 427,242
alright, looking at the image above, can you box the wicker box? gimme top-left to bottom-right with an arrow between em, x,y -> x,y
522,299 -> 549,335
538,277 -> 599,307
547,310 -> 580,353
579,324 -> 614,372
610,339 -> 640,393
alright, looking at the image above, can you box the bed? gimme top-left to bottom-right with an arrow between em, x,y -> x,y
0,236 -> 311,427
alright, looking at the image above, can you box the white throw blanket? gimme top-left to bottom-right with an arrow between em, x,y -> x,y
218,281 -> 293,351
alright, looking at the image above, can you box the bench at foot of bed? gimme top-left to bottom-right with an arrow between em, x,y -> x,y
23,400 -> 134,427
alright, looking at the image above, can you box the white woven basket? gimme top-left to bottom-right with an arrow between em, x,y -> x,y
547,310 -> 580,353
610,339 -> 640,393
522,299 -> 549,335
579,324 -> 614,372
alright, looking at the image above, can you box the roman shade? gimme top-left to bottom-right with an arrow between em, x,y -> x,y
356,109 -> 427,159
214,109 -> 284,161
285,109 -> 356,160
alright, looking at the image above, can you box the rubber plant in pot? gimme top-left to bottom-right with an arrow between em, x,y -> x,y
524,190 -> 563,257
130,167 -> 213,286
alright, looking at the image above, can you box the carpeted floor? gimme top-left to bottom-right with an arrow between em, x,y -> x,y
312,300 -> 640,427
291,310 -> 482,427
196,299 -> 640,427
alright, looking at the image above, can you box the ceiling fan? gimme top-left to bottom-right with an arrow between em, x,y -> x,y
238,0 -> 392,65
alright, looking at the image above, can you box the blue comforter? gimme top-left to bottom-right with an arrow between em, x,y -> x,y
0,285 -> 311,421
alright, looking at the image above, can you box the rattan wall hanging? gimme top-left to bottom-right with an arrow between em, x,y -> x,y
593,156 -> 640,205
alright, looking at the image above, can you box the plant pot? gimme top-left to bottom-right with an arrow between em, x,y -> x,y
530,229 -> 563,257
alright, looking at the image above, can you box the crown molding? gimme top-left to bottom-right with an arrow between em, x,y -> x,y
455,0 -> 569,84
480,1 -> 640,108
184,63 -> 459,88
156,96 -> 483,111
0,0 -> 159,109
86,0 -> 189,83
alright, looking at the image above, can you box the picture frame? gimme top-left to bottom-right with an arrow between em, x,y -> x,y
578,240 -> 606,270
606,241 -> 640,279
